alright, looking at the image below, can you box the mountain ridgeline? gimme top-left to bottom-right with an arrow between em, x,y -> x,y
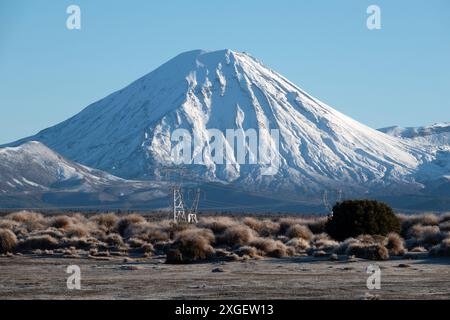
2,50 -> 449,211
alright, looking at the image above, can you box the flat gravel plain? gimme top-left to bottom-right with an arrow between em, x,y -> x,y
0,255 -> 449,299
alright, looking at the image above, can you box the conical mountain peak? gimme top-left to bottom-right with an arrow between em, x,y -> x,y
5,49 -> 436,198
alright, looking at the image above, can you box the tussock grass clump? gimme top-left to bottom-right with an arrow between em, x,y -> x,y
409,247 -> 428,253
136,243 -> 154,255
384,233 -> 405,256
103,233 -> 124,247
306,217 -> 328,234
421,213 -> 440,225
6,211 -> 44,223
312,250 -> 328,257
127,238 -> 146,248
312,237 -> 339,252
152,240 -> 171,255
0,228 -> 18,253
199,216 -> 237,234
163,221 -> 194,239
429,238 -> 450,257
64,224 -> 90,238
234,245 -> 260,258
313,233 -> 335,242
166,228 -> 215,264
90,213 -> 118,232
406,225 -> 446,249
7,211 -> 46,231
410,246 -> 427,253
243,217 -> 279,237
18,235 -> 59,251
399,213 -> 440,237
0,219 -> 20,231
30,228 -> 64,239
145,227 -> 170,243
286,237 -> 310,253
414,213 -> 440,225
49,215 -> 73,229
249,237 -> 290,258
214,248 -> 240,261
346,243 -> 389,261
286,224 -> 313,240
115,214 -> 146,237
408,224 -> 440,238
334,238 -> 359,255
124,222 -> 169,243
278,218 -> 306,235
439,212 -> 450,223
127,238 -> 154,254
127,237 -> 143,247
332,235 -> 386,260
357,234 -> 377,244
439,221 -> 450,232
61,237 -> 98,250
216,225 -> 255,247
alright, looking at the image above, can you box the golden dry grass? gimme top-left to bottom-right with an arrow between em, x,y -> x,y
0,210 -> 449,262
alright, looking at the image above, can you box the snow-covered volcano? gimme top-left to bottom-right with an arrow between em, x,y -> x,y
5,49 -> 448,202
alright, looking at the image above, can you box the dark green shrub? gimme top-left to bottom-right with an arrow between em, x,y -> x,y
325,200 -> 400,241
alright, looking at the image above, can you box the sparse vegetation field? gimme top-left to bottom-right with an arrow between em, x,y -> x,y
0,207 -> 449,262
0,208 -> 449,299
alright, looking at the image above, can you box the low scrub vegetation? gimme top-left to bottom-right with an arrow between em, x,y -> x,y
0,208 -> 448,263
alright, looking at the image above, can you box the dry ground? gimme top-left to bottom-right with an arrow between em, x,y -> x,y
0,255 -> 449,300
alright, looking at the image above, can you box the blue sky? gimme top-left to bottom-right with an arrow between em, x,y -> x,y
0,0 -> 449,144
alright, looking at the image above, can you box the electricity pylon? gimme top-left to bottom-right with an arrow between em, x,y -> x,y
171,185 -> 187,223
160,167 -> 200,224
323,189 -> 343,218
187,188 -> 201,223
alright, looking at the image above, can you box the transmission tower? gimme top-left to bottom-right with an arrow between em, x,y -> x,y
171,186 -> 187,223
323,189 -> 343,218
187,188 -> 201,223
160,167 -> 200,224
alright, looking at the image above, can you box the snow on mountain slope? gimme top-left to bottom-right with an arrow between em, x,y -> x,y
379,123 -> 450,147
0,141 -> 166,207
5,49 -> 446,199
